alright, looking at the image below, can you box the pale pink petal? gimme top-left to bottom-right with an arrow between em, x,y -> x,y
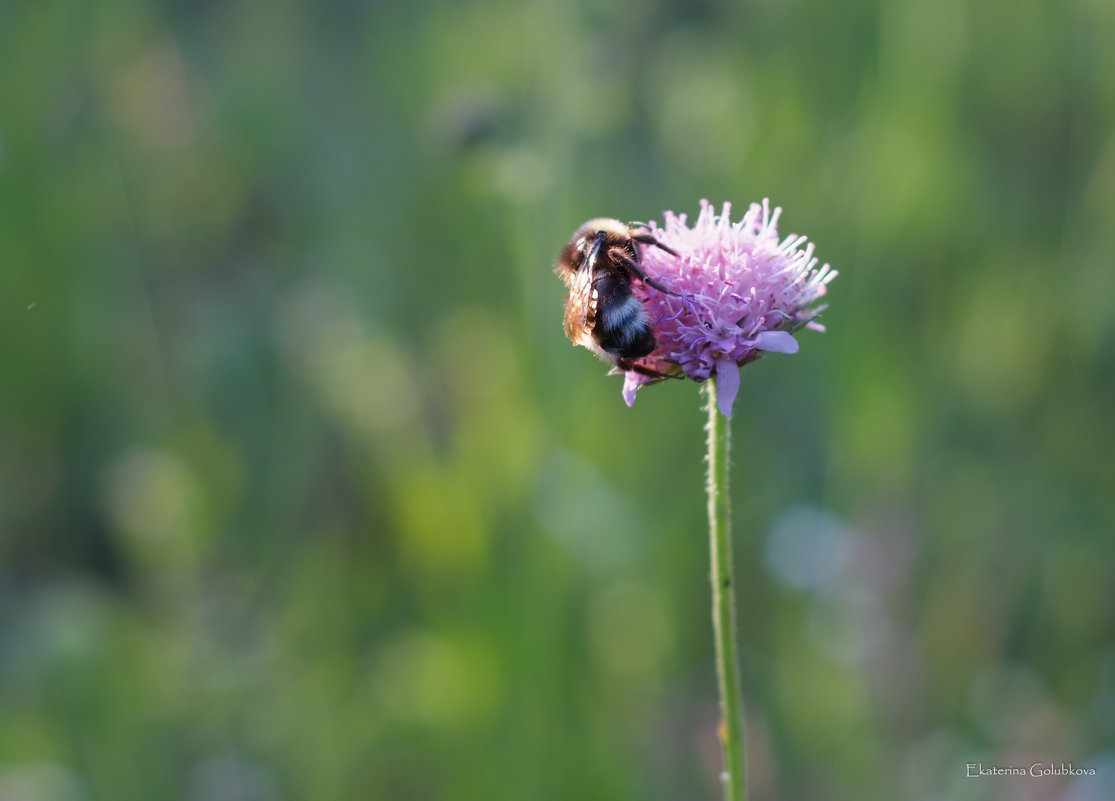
622,372 -> 642,407
714,357 -> 741,418
754,330 -> 799,354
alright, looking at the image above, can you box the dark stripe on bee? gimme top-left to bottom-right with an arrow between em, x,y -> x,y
594,275 -> 656,356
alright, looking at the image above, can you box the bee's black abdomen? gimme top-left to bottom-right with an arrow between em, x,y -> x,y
598,322 -> 656,359
620,326 -> 657,359
593,271 -> 656,358
596,298 -> 656,358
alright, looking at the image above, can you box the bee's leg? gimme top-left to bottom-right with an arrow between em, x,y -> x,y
628,225 -> 680,257
616,358 -> 683,381
608,247 -> 679,296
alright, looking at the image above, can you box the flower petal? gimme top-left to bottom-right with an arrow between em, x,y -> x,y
754,330 -> 799,354
714,356 -> 740,418
622,372 -> 642,407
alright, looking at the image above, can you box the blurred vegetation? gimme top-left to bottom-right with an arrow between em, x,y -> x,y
2,0 -> 1114,799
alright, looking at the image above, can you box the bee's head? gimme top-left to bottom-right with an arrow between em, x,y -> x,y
555,219 -> 632,277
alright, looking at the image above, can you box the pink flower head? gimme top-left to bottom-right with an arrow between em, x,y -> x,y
621,199 -> 836,417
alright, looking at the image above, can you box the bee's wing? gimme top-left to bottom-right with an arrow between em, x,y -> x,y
561,230 -> 605,348
562,264 -> 596,346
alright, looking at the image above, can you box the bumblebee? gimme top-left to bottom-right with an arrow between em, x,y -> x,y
555,218 -> 680,377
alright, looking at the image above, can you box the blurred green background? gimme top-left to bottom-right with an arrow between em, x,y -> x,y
2,0 -> 1114,799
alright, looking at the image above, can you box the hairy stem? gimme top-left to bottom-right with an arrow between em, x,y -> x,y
705,378 -> 746,801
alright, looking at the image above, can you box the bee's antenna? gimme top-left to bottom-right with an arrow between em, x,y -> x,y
584,230 -> 606,273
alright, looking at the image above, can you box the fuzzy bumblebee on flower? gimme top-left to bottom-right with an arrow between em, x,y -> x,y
555,198 -> 835,416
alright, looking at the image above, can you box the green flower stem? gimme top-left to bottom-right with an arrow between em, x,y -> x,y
704,377 -> 746,801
